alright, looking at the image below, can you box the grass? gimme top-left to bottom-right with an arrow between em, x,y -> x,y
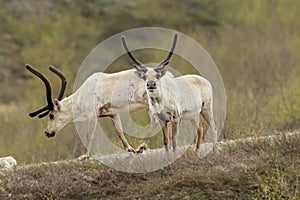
1,132 -> 299,199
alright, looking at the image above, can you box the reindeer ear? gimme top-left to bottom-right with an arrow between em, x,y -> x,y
155,66 -> 167,79
54,99 -> 61,111
134,70 -> 146,81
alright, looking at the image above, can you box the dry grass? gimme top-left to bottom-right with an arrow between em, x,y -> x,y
0,133 -> 299,199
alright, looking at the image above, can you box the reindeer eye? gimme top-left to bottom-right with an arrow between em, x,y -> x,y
49,114 -> 54,120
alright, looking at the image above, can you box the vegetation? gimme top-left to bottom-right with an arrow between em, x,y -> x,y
1,133 -> 299,199
0,0 -> 299,198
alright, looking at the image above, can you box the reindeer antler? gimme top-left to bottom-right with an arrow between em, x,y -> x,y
25,64 -> 67,118
121,33 -> 177,73
121,35 -> 148,73
154,33 -> 178,72
25,64 -> 54,118
49,66 -> 67,101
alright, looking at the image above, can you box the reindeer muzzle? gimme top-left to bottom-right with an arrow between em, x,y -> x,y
147,80 -> 156,91
45,131 -> 55,138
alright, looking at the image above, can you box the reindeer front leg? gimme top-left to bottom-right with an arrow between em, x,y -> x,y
170,119 -> 180,152
110,114 -> 135,153
160,120 -> 170,152
77,119 -> 97,161
136,116 -> 159,153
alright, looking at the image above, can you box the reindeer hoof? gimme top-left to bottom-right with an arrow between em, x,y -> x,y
127,148 -> 135,153
135,149 -> 143,154
76,155 -> 90,161
136,146 -> 147,154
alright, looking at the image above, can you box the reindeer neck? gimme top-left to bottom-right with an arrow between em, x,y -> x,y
147,92 -> 163,114
59,96 -> 75,122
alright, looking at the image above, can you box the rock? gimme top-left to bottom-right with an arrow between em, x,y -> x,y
0,156 -> 17,171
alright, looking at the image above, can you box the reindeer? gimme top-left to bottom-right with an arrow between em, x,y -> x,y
121,34 -> 218,155
26,34 -> 178,160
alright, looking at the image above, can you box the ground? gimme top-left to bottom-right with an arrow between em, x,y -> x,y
0,133 -> 299,199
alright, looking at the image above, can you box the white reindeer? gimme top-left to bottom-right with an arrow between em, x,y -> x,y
25,34 -> 178,160
121,34 -> 218,155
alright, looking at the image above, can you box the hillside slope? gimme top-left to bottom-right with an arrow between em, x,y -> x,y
1,132 -> 299,199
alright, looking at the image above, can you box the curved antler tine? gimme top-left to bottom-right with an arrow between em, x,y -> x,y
49,66 -> 67,101
121,35 -> 147,72
38,110 -> 50,118
158,33 -> 178,67
29,105 -> 50,117
25,64 -> 54,112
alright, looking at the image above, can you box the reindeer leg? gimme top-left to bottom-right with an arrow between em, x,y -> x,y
136,116 -> 159,153
201,107 -> 218,154
171,120 -> 179,152
159,120 -> 170,152
77,119 -> 97,161
77,148 -> 90,161
196,122 -> 203,153
110,114 -> 134,153
190,118 -> 203,154
167,122 -> 172,150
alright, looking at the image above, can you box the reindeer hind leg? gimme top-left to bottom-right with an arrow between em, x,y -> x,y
190,118 -> 202,154
110,114 -> 135,153
201,106 -> 218,154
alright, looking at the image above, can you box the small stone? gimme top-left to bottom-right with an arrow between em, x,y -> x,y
0,156 -> 17,171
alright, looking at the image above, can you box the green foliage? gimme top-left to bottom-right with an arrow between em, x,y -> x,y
265,72 -> 300,130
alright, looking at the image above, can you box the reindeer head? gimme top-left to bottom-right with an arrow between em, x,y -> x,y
26,64 -> 68,137
121,33 -> 177,98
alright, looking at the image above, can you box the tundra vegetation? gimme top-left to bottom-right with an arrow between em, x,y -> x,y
0,0 -> 299,199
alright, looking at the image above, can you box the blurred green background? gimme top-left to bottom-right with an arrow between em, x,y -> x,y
0,0 -> 299,163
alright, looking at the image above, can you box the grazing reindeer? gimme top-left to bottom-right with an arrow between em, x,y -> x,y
25,34 -> 177,160
122,34 -> 218,154
26,65 -> 141,160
